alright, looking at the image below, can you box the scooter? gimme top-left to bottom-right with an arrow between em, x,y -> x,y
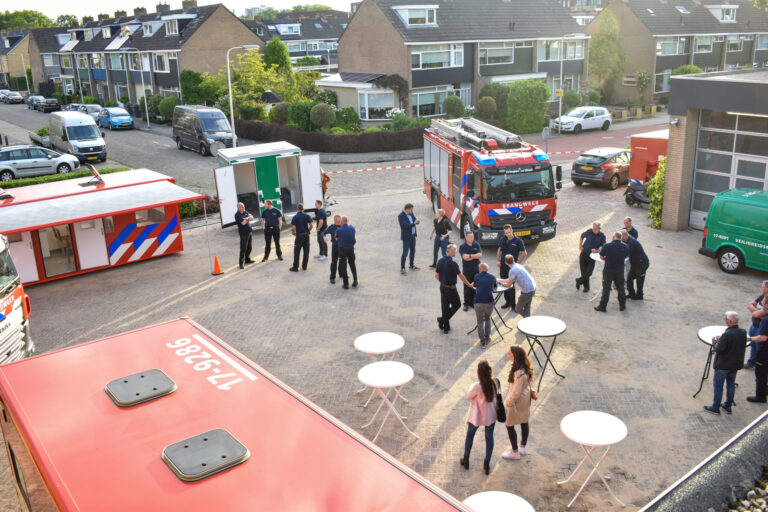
625,179 -> 650,207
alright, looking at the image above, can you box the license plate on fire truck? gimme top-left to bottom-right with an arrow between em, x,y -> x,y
516,230 -> 531,237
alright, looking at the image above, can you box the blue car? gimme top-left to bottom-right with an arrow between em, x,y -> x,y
97,107 -> 134,130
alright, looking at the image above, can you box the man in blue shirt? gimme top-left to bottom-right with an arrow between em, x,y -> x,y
260,199 -> 283,262
398,203 -> 420,275
747,296 -> 768,403
500,255 -> 536,318
314,199 -> 328,261
473,262 -> 497,346
621,229 -> 649,300
336,215 -> 358,289
234,202 -> 254,269
323,215 -> 341,284
435,244 -> 473,334
289,203 -> 313,272
595,231 -> 630,312
576,221 -> 606,293
496,225 -> 527,309
459,231 -> 482,311
624,217 -> 639,239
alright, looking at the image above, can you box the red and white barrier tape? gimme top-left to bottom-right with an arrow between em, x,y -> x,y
328,163 -> 423,174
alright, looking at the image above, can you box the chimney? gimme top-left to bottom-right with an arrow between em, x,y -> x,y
97,13 -> 110,21
134,7 -> 147,16
114,10 -> 127,18
182,0 -> 198,8
156,3 -> 171,13
82,16 -> 94,23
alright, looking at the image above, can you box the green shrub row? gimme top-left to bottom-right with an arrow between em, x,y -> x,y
1,167 -> 129,189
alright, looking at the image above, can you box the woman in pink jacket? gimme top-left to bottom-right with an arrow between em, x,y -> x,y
460,360 -> 497,474
502,346 -> 533,460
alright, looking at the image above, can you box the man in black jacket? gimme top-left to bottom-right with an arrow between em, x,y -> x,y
704,311 -> 747,414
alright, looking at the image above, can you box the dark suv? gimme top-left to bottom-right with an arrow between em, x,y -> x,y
571,147 -> 631,190
38,98 -> 61,113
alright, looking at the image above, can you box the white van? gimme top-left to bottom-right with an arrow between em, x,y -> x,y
49,112 -> 107,162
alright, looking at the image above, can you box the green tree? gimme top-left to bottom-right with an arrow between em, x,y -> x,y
268,102 -> 290,124
636,71 -> 651,102
310,102 -> 335,132
264,37 -> 292,73
291,4 -> 332,11
646,158 -> 666,229
158,95 -> 180,119
316,89 -> 337,106
442,95 -> 465,118
671,64 -> 703,75
563,90 -> 581,110
505,79 -> 551,134
179,70 -> 204,103
755,0 -> 767,9
479,83 -> 510,120
476,96 -> 497,119
589,6 -> 627,98
288,100 -> 317,131
0,10 -> 54,29
55,14 -> 78,27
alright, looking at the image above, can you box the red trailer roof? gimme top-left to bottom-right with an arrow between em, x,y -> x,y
0,169 -> 174,207
0,318 -> 467,511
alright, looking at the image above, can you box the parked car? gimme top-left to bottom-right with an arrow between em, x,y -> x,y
66,102 -> 83,112
0,144 -> 80,181
571,147 -> 631,190
38,98 -> 61,113
553,106 -> 611,134
97,107 -> 134,130
49,112 -> 107,162
0,90 -> 9,101
698,189 -> 768,274
173,105 -> 233,156
4,92 -> 23,104
78,104 -> 102,120
26,95 -> 44,110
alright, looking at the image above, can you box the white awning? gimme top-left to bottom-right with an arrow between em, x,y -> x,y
490,72 -> 547,84
0,181 -> 203,234
59,39 -> 79,52
105,36 -> 129,51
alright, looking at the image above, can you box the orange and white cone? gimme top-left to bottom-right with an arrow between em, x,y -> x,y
212,256 -> 223,275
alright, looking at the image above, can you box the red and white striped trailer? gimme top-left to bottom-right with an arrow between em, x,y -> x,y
0,318 -> 468,511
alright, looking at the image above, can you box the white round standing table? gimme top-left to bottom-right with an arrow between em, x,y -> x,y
463,491 -> 535,512
558,410 -> 627,508
693,325 -> 728,398
354,332 -> 407,407
517,316 -> 566,391
358,361 -> 419,444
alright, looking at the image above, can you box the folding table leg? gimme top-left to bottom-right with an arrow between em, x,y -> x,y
559,444 -> 624,508
534,335 -> 565,392
362,386 -> 392,428
693,348 -> 714,398
371,386 -> 419,444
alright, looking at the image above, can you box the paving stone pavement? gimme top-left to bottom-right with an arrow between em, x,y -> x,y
1,167 -> 765,511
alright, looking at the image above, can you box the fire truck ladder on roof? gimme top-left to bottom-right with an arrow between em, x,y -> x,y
430,118 -> 524,152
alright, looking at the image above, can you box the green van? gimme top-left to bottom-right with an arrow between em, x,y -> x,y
698,189 -> 768,274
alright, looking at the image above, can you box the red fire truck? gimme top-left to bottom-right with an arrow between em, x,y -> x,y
423,118 -> 562,245
0,318 -> 469,511
0,234 -> 32,365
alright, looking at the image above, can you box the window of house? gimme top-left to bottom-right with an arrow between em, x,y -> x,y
713,35 -> 725,42
515,41 -> 533,48
654,69 -> 672,93
286,42 -> 306,52
721,7 -> 736,22
61,55 -> 71,68
695,36 -> 712,53
102,27 -> 111,39
550,75 -> 577,98
307,41 -> 320,51
159,87 -> 181,97
165,19 -> 178,35
143,23 -> 154,36
77,54 -> 89,69
727,35 -> 743,52
128,53 -> 147,70
154,53 -> 168,72
478,42 -> 515,65
411,44 -> 462,70
135,207 -> 166,227
91,53 -> 104,69
622,74 -> 637,86
84,29 -> 93,41
114,83 -> 128,101
537,40 -> 562,61
565,40 -> 584,59
759,35 -> 768,50
656,36 -> 686,55
407,8 -> 436,26
3,39 -> 8,49
109,54 -> 124,70
411,85 -> 451,116
358,90 -> 394,120
43,54 -> 54,67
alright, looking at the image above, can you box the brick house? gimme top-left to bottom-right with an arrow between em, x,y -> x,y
334,0 -> 589,122
586,0 -> 768,104
0,30 -> 31,89
27,2 -> 263,104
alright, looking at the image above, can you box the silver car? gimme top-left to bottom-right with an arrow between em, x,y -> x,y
0,145 -> 80,181
78,104 -> 102,120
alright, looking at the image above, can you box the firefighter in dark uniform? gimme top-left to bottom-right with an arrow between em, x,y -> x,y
289,203 -> 313,272
621,229 -> 649,300
496,224 -> 527,309
595,231 -> 630,312
323,215 -> 341,283
576,221 -> 606,293
459,231 -> 482,311
436,244 -> 473,334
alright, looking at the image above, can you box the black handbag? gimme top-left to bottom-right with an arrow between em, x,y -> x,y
494,378 -> 506,423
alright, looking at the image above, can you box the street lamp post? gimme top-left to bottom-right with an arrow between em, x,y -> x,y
227,45 -> 260,148
123,48 -> 150,130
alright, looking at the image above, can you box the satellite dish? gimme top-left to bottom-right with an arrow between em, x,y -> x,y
210,141 -> 226,157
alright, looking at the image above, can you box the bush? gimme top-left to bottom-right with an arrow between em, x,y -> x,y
646,157 -> 666,229
119,96 -> 129,105
178,201 -> 197,218
505,79 -> 550,134
148,94 -> 164,116
316,89 -> 338,107
563,90 -> 581,110
672,64 -> 703,76
103,100 -> 118,108
476,96 -> 497,119
479,83 -> 510,120
442,95 -> 465,118
82,96 -> 99,104
288,100 -> 318,131
36,126 -> 49,137
269,102 -> 290,124
329,127 -> 347,134
587,89 -> 601,105
333,107 -> 361,132
657,94 -> 669,105
310,103 -> 336,132
295,56 -> 321,67
385,112 -> 432,131
363,126 -> 382,132
158,96 -> 180,119
1,167 -> 129,189
238,101 -> 267,121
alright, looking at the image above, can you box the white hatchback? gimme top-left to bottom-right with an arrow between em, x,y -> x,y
553,106 -> 611,134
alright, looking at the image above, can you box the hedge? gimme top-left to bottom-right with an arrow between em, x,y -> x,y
235,120 -> 424,153
1,167 -> 130,189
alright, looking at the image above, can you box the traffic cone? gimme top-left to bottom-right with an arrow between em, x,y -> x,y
212,256 -> 223,276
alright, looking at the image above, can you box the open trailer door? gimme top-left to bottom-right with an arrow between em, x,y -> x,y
214,165 -> 237,228
298,154 -> 323,209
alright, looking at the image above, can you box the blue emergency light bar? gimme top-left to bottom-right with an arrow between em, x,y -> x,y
472,152 -> 496,166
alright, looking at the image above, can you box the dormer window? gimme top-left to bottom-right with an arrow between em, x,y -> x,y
721,7 -> 735,21
143,23 -> 154,36
276,24 -> 300,35
3,39 -> 9,49
165,19 -> 178,35
84,29 -> 93,41
102,27 -> 111,39
675,6 -> 690,14
707,5 -> 738,23
393,5 -> 438,27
